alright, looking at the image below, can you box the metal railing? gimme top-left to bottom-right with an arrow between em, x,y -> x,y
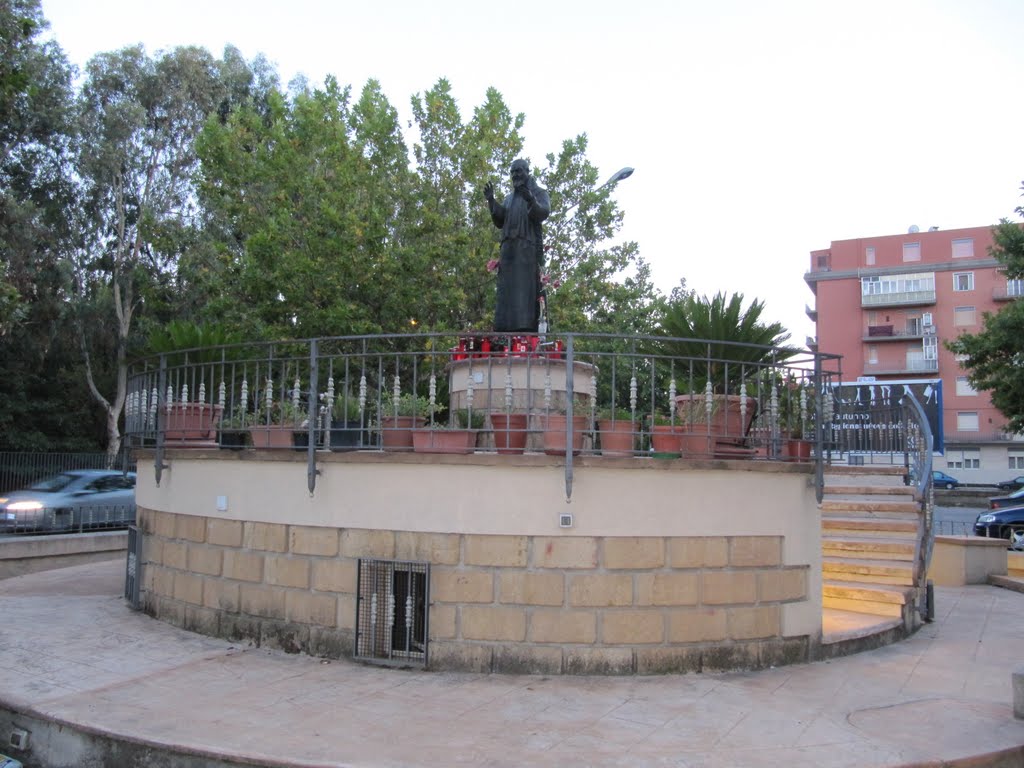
124,331 -> 845,499
0,503 -> 136,535
0,451 -> 135,494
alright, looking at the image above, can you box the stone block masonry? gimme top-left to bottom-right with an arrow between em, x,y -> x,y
139,509 -> 812,674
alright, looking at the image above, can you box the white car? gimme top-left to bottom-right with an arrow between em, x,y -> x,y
0,469 -> 136,533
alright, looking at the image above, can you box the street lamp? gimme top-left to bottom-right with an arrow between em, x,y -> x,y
559,166 -> 634,218
601,166 -> 634,188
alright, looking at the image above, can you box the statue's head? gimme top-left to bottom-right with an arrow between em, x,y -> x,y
510,159 -> 529,186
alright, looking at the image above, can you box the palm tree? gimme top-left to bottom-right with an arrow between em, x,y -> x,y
652,291 -> 796,394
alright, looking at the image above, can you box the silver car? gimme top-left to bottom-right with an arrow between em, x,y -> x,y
0,469 -> 136,533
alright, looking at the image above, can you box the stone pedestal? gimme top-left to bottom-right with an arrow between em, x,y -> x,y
448,358 -> 596,452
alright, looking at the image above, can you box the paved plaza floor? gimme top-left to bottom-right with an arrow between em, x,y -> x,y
0,560 -> 1022,767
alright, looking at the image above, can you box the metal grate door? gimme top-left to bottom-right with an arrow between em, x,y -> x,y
354,559 -> 429,667
124,525 -> 142,609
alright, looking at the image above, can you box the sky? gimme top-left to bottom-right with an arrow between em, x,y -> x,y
39,0 -> 1024,346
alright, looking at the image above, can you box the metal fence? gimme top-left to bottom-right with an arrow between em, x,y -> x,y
124,331 -> 845,499
0,502 -> 136,535
0,451 -> 135,494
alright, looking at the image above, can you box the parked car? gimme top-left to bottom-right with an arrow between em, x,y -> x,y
0,469 -> 136,533
995,475 -> 1024,491
974,506 -> 1024,550
988,487 -> 1024,510
932,470 -> 961,490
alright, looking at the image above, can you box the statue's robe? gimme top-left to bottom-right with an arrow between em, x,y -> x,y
489,182 -> 550,333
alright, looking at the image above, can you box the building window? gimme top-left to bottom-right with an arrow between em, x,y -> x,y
954,352 -> 970,363
953,272 -> 974,291
952,238 -> 974,258
1010,450 -> 1024,470
923,335 -> 937,361
903,242 -> 921,262
860,272 -> 935,297
953,306 -> 976,327
865,246 -> 876,266
866,345 -> 878,364
948,452 -> 980,470
955,376 -> 977,396
956,412 -> 979,431
1008,278 -> 1024,297
906,314 -> 921,335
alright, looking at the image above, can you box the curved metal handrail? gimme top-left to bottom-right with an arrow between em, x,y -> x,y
901,389 -> 935,601
126,331 -> 844,496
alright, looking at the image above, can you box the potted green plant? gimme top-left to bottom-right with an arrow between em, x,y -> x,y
148,321 -> 242,448
412,410 -> 483,454
652,292 -> 794,456
779,376 -> 814,461
378,392 -> 434,450
541,397 -> 591,456
250,399 -> 308,450
490,410 -> 529,454
328,391 -> 366,451
218,409 -> 251,450
596,406 -> 636,457
647,412 -> 682,457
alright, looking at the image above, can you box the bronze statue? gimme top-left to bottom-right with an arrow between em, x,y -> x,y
484,159 -> 550,333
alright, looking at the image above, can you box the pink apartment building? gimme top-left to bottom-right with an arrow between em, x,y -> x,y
804,224 -> 1024,482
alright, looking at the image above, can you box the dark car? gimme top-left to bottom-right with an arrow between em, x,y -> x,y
932,470 -> 961,490
987,487 -> 1024,510
974,506 -> 1024,550
0,469 -> 136,533
995,475 -> 1024,491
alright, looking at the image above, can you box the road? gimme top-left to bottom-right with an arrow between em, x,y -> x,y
934,504 -> 984,536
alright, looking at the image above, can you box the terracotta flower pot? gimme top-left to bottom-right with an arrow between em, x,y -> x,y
164,403 -> 223,445
490,413 -> 528,454
674,394 -> 756,441
678,431 -> 713,458
597,419 -> 635,457
380,416 -> 425,450
649,425 -> 682,456
784,438 -> 812,461
542,414 -> 589,456
412,429 -> 477,454
248,424 -> 297,449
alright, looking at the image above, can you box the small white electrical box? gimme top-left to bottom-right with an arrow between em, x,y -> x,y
216,495 -> 228,512
9,727 -> 29,751
559,513 -> 573,528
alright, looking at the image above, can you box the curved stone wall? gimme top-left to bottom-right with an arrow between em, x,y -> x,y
136,450 -> 821,673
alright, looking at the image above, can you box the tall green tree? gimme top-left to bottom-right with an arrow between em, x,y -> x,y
947,189 -> 1024,432
408,80 -> 525,330
0,0 -> 96,450
537,135 -> 660,334
73,44 -> 232,459
198,77 -> 417,338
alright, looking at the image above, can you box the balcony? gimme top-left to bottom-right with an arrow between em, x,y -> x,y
945,429 -> 1024,444
862,326 -> 925,342
863,359 -> 939,376
861,290 -> 936,308
805,335 -> 818,351
805,303 -> 817,321
992,286 -> 1024,302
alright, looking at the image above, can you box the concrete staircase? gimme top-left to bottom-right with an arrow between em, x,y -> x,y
820,464 -> 925,642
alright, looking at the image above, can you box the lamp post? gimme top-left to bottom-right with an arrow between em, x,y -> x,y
559,166 -> 634,218
602,166 -> 634,188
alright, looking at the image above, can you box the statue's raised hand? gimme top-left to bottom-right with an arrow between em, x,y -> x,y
483,182 -> 495,205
